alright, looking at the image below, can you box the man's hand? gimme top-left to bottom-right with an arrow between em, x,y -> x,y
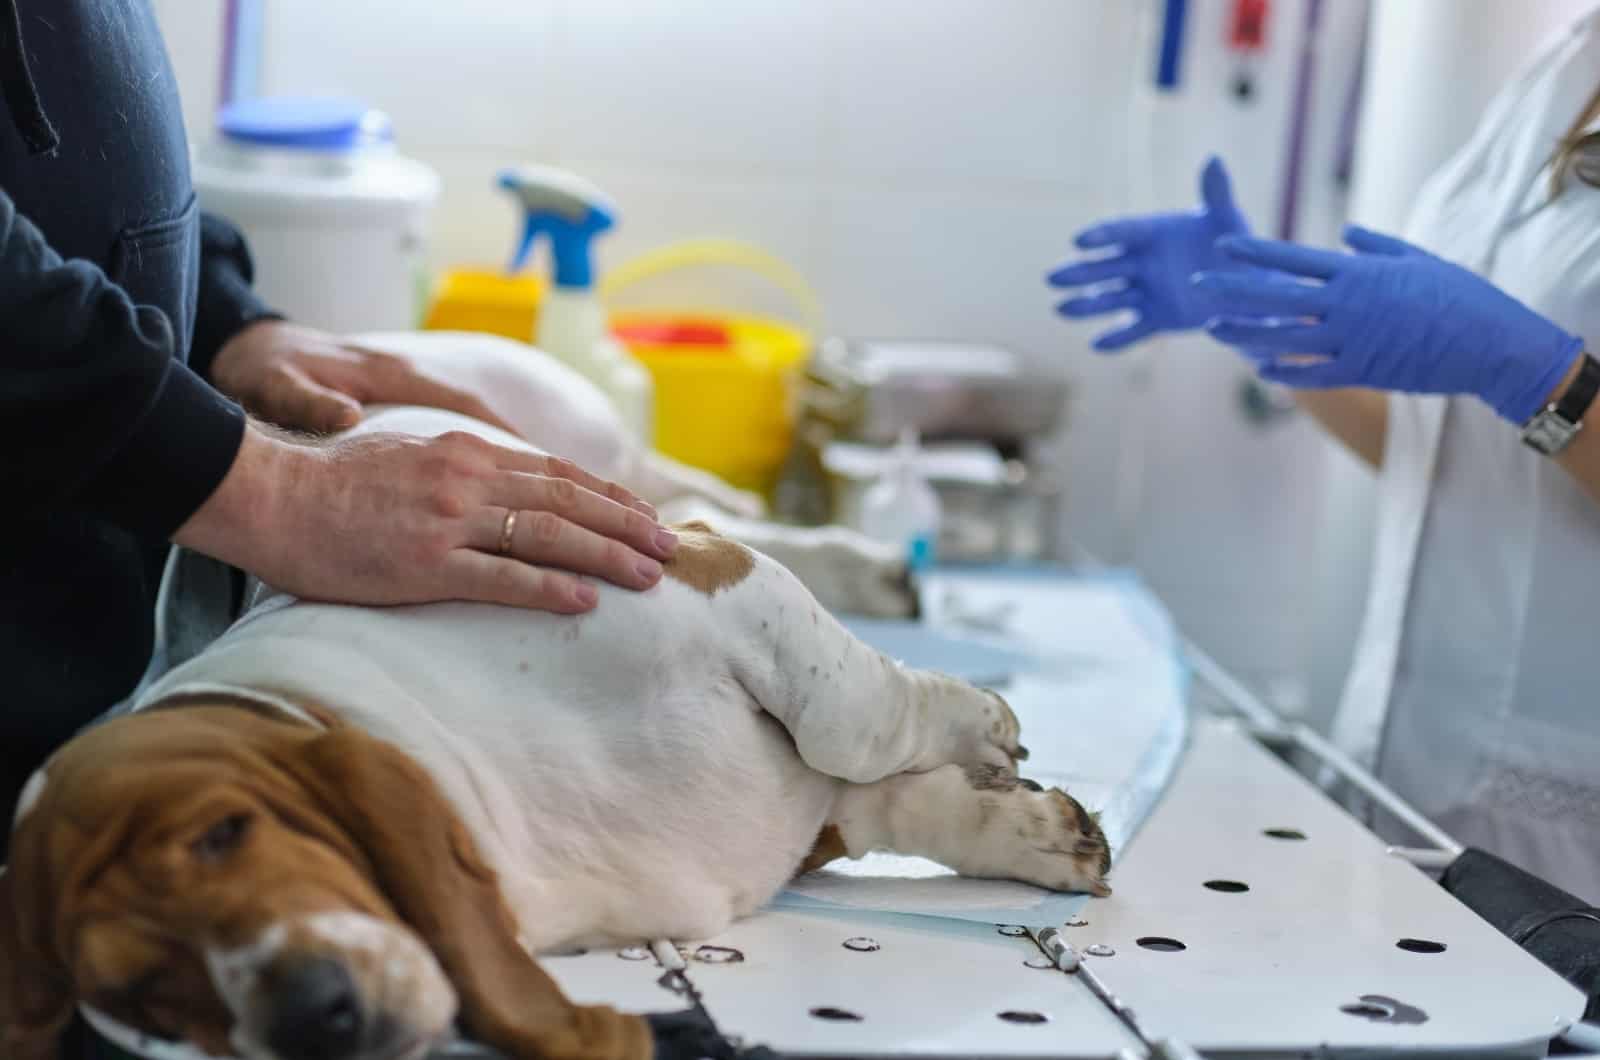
211,320 -> 518,435
175,425 -> 677,614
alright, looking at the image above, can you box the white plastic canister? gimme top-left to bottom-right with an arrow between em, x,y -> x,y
192,97 -> 440,333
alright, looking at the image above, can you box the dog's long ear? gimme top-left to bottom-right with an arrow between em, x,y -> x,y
294,727 -> 652,1060
1,861 -> 74,1060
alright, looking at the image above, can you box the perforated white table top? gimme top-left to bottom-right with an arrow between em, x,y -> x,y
546,718 -> 1586,1059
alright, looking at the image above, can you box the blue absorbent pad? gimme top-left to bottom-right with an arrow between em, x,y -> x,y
774,566 -> 1191,927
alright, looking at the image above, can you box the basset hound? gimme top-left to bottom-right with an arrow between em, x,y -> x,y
1,337 -> 1111,1060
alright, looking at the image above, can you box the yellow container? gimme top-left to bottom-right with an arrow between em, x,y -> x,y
603,240 -> 819,494
423,267 -> 543,339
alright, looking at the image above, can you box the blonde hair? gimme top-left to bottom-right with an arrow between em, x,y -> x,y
1549,82 -> 1600,195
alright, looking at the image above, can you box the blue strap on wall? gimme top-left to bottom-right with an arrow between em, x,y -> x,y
1155,0 -> 1189,91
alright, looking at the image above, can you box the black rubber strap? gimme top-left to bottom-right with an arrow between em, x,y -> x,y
1554,351 -> 1600,425
1511,907 -> 1600,945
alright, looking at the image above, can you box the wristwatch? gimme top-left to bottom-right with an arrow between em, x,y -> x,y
1522,351 -> 1600,456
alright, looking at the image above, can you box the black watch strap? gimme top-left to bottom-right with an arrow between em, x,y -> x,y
1522,351 -> 1600,456
1554,351 -> 1600,425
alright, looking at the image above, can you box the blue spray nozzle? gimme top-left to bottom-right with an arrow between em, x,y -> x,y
497,166 -> 616,289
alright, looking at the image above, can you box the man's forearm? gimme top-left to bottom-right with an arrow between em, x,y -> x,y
172,424 -> 298,571
0,188 -> 248,535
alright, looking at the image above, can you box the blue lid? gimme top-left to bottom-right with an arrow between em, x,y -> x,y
218,97 -> 393,151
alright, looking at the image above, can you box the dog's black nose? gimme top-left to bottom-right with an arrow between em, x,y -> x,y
266,957 -> 365,1060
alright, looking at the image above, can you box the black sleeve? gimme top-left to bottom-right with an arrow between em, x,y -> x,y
1,188 -> 246,539
188,210 -> 283,383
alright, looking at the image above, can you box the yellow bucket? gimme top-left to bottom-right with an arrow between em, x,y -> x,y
602,239 -> 819,494
422,267 -> 543,339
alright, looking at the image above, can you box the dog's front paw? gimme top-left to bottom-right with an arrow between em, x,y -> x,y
910,682 -> 1027,779
952,688 -> 1026,774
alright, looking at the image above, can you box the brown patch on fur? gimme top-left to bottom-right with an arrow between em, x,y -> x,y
1049,789 -> 1113,883
0,864 -> 71,1059
291,727 -> 651,1059
663,521 -> 755,596
797,824 -> 848,875
965,763 -> 1020,793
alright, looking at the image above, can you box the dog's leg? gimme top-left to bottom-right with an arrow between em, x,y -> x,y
821,766 -> 1112,896
701,531 -> 1018,783
664,497 -> 918,619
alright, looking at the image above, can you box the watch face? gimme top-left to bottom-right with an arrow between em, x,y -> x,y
1523,410 -> 1579,454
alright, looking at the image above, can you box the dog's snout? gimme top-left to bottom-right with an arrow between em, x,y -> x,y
266,956 -> 366,1060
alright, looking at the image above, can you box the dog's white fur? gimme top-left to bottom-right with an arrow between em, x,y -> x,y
204,912 -> 454,1060
12,768 -> 46,826
353,331 -> 917,619
139,400 -> 1105,951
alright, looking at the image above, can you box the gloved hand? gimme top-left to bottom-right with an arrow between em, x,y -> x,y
1193,225 -> 1584,424
1047,156 -> 1252,351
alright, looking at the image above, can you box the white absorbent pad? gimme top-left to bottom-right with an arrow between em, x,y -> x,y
775,567 -> 1190,927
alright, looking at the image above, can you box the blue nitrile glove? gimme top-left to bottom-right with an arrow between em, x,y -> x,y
1193,225 -> 1584,424
1047,156 -> 1252,351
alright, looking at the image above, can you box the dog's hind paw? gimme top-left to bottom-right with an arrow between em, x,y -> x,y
1014,787 -> 1113,897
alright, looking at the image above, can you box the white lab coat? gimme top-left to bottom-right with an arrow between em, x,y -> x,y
1333,10 -> 1600,902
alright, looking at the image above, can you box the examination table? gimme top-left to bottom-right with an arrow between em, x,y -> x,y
81,566 -> 1596,1060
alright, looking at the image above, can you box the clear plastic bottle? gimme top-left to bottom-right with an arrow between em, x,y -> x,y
498,165 -> 654,443
858,428 -> 942,570
535,284 -> 654,444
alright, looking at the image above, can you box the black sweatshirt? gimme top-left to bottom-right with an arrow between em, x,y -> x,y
0,0 -> 278,829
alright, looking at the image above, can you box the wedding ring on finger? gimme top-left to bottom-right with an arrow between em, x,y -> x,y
498,508 -> 519,556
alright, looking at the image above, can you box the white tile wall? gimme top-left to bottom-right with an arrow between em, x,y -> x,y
822,0 -> 1123,191
813,184 -> 1078,349
556,159 -> 826,300
543,1 -> 830,174
262,0 -> 560,153
146,0 -> 1555,728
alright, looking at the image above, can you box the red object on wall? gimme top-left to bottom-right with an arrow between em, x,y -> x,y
1229,0 -> 1270,52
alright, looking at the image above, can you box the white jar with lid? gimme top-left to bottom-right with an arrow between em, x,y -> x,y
193,97 -> 440,333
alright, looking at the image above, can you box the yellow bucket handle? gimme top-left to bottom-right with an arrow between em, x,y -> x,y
599,238 -> 823,337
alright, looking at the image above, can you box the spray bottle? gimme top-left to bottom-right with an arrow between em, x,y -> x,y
858,428 -> 942,570
497,165 -> 653,442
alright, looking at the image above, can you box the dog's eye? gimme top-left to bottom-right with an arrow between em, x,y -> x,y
192,813 -> 253,863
